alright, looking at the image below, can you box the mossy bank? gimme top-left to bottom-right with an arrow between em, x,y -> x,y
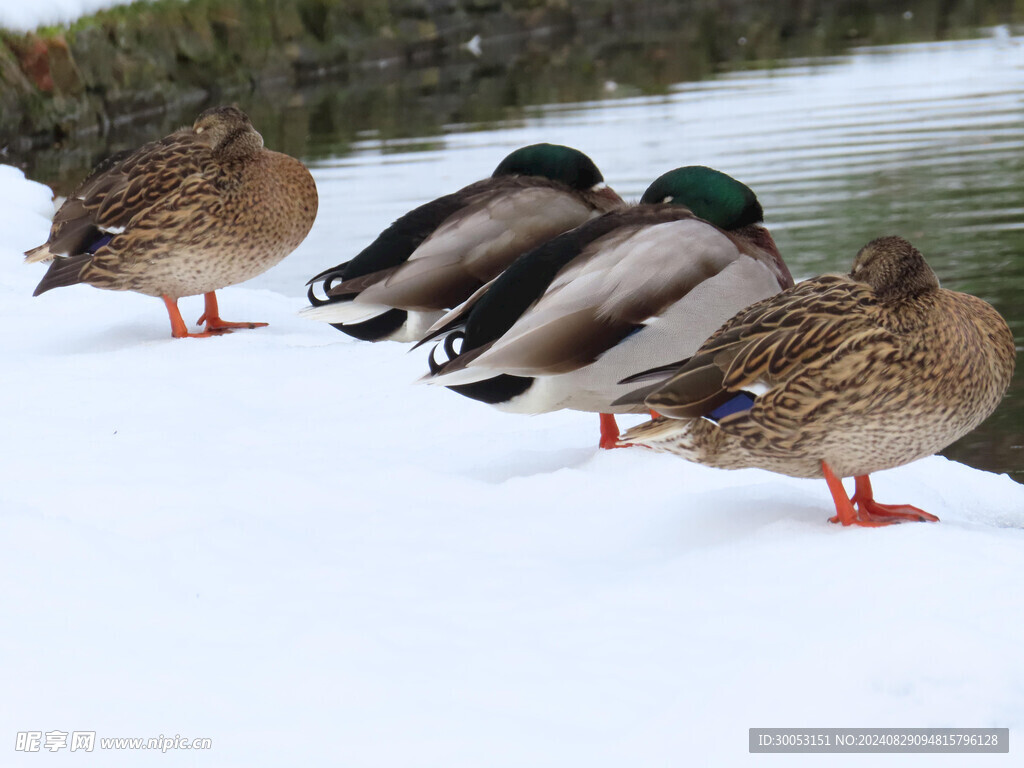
0,0 -> 586,148
1,0 -> 1017,166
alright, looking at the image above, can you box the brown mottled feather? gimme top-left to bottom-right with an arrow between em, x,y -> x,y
646,277 -> 873,418
26,135 -> 208,264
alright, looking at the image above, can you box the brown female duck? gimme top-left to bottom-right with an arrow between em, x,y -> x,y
617,236 -> 1016,526
26,105 -> 318,338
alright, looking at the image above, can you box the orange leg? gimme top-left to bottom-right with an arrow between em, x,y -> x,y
162,295 -> 228,339
822,461 -> 938,526
196,291 -> 268,332
603,411 -> 660,450
599,413 -> 623,450
823,461 -> 867,526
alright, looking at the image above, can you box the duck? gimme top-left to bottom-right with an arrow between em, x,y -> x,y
26,105 -> 318,338
615,236 -> 1016,526
302,143 -> 624,342
420,166 -> 794,449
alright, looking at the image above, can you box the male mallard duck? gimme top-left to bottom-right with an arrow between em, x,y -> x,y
26,105 -> 318,338
302,143 -> 624,342
616,236 -> 1016,526
420,166 -> 794,448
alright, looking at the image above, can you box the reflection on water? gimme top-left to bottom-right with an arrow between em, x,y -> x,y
17,17 -> 1024,481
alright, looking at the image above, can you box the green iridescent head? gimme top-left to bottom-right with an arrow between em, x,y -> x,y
492,143 -> 605,191
640,166 -> 763,230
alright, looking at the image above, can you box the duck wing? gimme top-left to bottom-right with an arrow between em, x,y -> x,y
25,129 -> 206,264
641,275 -> 896,433
439,214 -> 772,380
354,177 -> 605,311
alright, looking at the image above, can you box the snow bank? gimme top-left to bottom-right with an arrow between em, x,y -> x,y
1,164 -> 1022,766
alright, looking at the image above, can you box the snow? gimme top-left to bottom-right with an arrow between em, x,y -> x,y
1,159 -> 1023,767
0,0 -> 141,32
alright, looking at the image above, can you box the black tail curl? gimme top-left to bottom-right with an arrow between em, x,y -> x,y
306,282 -> 329,306
427,330 -> 466,375
305,262 -> 352,306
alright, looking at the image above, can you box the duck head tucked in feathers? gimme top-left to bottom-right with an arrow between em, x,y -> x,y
192,105 -> 264,159
302,143 -> 624,342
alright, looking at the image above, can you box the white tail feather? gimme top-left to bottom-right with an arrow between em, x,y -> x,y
423,360 -> 502,387
299,300 -> 393,325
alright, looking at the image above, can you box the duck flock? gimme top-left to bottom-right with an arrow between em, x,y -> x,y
25,106 -> 1016,527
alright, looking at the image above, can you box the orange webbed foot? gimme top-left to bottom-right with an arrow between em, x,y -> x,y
198,317 -> 269,332
822,463 -> 938,527
851,475 -> 939,523
175,329 -> 232,338
163,295 -> 231,338
196,292 -> 268,333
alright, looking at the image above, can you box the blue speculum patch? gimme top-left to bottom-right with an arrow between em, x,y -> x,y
89,233 -> 113,252
708,392 -> 756,421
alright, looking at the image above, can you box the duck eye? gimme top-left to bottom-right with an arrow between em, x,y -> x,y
195,126 -> 205,134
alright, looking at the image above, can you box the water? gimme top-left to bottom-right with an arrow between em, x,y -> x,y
20,26 -> 1024,481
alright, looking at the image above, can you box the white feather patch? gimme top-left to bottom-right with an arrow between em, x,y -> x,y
746,381 -> 771,397
299,301 -> 393,325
